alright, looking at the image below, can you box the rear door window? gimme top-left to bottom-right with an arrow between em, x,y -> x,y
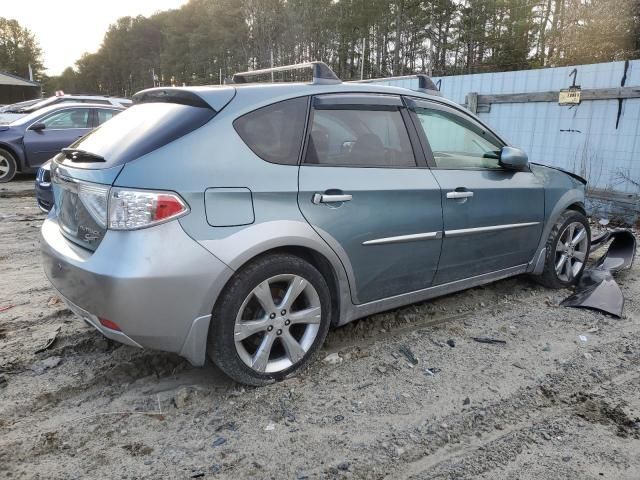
40,108 -> 91,129
304,100 -> 415,167
233,97 -> 308,165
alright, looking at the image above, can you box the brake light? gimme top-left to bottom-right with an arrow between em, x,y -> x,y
108,188 -> 189,230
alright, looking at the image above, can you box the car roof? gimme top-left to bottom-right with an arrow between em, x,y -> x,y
9,102 -> 125,126
139,81 -> 462,114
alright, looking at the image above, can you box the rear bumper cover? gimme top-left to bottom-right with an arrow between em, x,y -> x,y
40,214 -> 234,365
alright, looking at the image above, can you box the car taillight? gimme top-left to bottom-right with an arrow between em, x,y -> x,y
108,187 -> 189,230
78,183 -> 109,228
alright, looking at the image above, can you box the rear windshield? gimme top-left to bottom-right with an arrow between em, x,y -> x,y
58,102 -> 215,168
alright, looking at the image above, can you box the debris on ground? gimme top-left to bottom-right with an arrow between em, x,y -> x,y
47,296 -> 61,306
398,345 -> 419,365
561,229 -> 636,317
472,337 -> 507,345
323,352 -> 342,365
446,339 -> 456,348
211,437 -> 226,447
0,304 -> 15,313
34,325 -> 62,353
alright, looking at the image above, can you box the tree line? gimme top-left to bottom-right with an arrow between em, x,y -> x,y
2,0 -> 639,97
0,17 -> 43,81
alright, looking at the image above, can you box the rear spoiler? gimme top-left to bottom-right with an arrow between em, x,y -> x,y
132,88 -> 214,110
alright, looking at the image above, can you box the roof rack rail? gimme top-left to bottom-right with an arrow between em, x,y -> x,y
232,61 -> 341,85
350,73 -> 442,96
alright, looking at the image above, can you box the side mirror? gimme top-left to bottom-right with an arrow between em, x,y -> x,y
499,146 -> 529,171
30,122 -> 46,131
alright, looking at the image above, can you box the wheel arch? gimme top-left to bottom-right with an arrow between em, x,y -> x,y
529,190 -> 588,275
0,143 -> 24,172
566,202 -> 586,216
215,244 -> 345,328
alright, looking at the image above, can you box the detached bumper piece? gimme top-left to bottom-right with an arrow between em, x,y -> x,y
561,230 -> 636,317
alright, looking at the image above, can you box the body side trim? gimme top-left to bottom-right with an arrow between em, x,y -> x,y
445,222 -> 540,238
362,231 -> 442,246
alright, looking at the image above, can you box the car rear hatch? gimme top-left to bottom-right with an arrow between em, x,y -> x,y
51,86 -> 235,251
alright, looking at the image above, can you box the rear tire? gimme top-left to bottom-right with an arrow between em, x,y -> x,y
0,148 -> 17,183
538,210 -> 590,289
208,253 -> 332,386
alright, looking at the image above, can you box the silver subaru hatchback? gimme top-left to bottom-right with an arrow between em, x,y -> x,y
41,63 -> 590,385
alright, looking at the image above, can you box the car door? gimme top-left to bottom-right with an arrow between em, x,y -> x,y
298,93 -> 443,304
406,98 -> 544,285
23,107 -> 93,167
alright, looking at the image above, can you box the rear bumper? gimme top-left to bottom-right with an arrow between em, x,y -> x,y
61,292 -> 143,348
40,214 -> 234,365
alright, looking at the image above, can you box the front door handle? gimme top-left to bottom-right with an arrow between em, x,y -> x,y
446,191 -> 474,199
312,193 -> 353,204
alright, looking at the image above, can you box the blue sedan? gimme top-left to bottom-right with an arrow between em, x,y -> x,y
0,102 -> 124,183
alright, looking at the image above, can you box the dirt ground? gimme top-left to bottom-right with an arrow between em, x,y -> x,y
1,178 -> 639,480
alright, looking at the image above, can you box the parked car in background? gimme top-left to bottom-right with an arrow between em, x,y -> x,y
0,94 -> 131,123
40,63 -> 590,386
0,98 -> 40,114
0,102 -> 124,182
34,160 -> 53,212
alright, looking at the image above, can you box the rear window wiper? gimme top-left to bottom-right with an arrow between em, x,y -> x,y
62,148 -> 106,162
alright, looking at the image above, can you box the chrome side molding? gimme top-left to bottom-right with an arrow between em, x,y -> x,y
445,222 -> 540,238
363,231 -> 443,246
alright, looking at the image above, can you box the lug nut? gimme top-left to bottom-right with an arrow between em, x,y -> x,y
269,313 -> 276,319
285,319 -> 291,326
281,309 -> 287,316
276,329 -> 282,335
267,326 -> 273,332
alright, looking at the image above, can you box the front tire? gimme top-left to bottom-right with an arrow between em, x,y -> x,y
538,210 -> 590,289
0,148 -> 17,183
208,253 -> 332,386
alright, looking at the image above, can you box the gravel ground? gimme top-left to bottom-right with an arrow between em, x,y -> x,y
1,179 -> 639,480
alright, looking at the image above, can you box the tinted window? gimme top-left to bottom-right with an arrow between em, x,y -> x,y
415,108 -> 503,169
305,108 -> 415,167
41,108 -> 91,129
59,102 -> 215,168
96,109 -> 119,125
233,97 -> 308,165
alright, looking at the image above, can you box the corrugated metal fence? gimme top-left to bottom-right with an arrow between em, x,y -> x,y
369,60 -> 640,218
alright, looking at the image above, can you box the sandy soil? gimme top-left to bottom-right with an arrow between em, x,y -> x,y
1,179 -> 639,480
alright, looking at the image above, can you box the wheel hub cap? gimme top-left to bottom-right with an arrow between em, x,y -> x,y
555,221 -> 589,282
234,274 -> 321,374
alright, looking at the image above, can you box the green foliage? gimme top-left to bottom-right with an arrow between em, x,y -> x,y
45,0 -> 640,96
0,17 -> 43,80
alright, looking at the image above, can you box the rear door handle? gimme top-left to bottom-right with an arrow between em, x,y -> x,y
312,193 -> 352,204
446,191 -> 474,199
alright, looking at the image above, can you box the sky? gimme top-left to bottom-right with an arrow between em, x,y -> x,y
2,0 -> 190,76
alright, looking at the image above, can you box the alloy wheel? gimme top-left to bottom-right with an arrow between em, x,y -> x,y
555,221 -> 589,282
234,274 -> 322,374
0,155 -> 10,180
